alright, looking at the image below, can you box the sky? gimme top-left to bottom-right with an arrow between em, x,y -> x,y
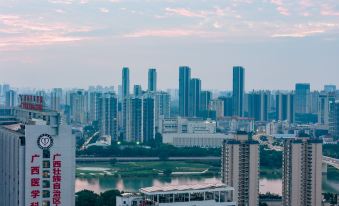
0,0 -> 339,91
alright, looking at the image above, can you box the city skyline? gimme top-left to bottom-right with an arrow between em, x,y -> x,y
1,0 -> 339,90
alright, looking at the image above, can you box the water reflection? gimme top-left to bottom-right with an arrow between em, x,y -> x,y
76,174 -> 339,195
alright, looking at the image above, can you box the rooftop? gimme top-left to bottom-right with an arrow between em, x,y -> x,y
140,182 -> 233,195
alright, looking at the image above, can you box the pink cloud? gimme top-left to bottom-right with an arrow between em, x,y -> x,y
0,15 -> 93,50
321,4 -> 339,16
271,0 -> 290,16
124,28 -> 223,38
272,23 -> 338,38
165,8 -> 207,18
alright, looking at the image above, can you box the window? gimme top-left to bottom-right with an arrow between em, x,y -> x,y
43,150 -> 50,159
42,200 -> 50,206
43,170 -> 50,178
43,161 -> 50,168
43,180 -> 50,188
42,190 -> 50,198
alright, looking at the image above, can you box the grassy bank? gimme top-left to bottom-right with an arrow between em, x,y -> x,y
76,161 -> 219,178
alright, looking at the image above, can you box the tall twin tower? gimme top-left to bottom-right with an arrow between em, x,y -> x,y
179,66 -> 245,118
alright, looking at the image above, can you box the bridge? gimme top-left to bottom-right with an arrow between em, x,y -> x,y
323,156 -> 339,170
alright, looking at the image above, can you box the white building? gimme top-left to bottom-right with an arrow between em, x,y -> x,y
163,133 -> 232,148
116,182 -> 236,206
160,117 -> 216,134
0,96 -> 75,206
217,117 -> 254,133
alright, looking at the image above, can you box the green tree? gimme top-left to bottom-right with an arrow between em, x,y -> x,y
100,190 -> 121,206
76,190 -> 101,206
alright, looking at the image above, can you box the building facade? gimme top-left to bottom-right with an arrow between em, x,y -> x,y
282,137 -> 322,206
148,68 -> 157,92
0,97 -> 75,206
233,66 -> 245,117
179,66 -> 191,117
221,132 -> 259,206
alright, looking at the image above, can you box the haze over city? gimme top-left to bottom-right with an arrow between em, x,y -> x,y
1,0 -> 339,90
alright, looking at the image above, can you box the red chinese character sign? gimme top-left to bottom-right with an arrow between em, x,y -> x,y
19,95 -> 43,111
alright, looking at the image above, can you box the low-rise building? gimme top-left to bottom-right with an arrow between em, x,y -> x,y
116,182 -> 236,206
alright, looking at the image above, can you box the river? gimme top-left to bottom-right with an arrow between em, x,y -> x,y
75,168 -> 339,195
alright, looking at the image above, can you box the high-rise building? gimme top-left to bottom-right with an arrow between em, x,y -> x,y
69,90 -> 89,125
324,85 -> 336,93
142,94 -> 155,143
179,66 -> 191,117
124,96 -> 142,142
200,91 -> 212,113
219,96 -> 233,117
221,131 -> 259,206
318,92 -> 331,125
148,68 -> 157,92
333,101 -> 339,137
282,137 -> 322,206
154,91 -> 171,131
276,92 -> 295,123
233,66 -> 245,117
133,85 -> 143,97
189,78 -> 201,117
210,99 -> 224,119
89,91 -> 101,123
122,67 -> 130,99
50,88 -> 63,111
98,93 -> 118,141
295,83 -> 310,114
247,91 -> 270,122
5,90 -> 17,107
310,91 -> 319,114
0,96 -> 75,206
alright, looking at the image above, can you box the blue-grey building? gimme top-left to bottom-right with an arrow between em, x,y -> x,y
179,66 -> 191,117
148,68 -> 157,92
233,66 -> 245,117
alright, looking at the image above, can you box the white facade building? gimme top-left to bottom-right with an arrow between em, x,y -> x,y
0,101 -> 75,206
117,182 -> 236,206
163,133 -> 232,148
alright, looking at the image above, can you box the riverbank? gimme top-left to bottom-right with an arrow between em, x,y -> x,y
76,160 -> 219,178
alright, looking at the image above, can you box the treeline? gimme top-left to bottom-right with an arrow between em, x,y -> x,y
323,143 -> 339,159
76,190 -> 120,206
77,143 -> 221,158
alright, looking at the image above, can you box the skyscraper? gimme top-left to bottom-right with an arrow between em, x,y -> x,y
210,99 -> 224,119
154,91 -> 171,131
98,93 -> 118,141
295,83 -> 310,114
282,136 -> 322,206
200,90 -> 212,113
333,101 -> 339,137
248,91 -> 270,122
318,92 -> 330,125
221,131 -> 259,206
276,92 -> 295,123
122,67 -> 130,99
148,68 -> 157,92
179,66 -> 191,117
124,96 -> 142,142
142,94 -> 155,143
324,85 -> 336,93
219,96 -> 233,117
69,90 -> 89,125
5,90 -> 17,107
133,85 -> 143,97
189,78 -> 201,117
50,88 -> 62,111
233,66 -> 245,117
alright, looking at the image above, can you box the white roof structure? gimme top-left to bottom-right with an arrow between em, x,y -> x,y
140,182 -> 233,195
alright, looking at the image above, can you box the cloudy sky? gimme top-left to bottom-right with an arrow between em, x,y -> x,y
0,0 -> 338,91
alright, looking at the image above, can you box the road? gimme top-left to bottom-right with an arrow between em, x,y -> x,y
76,156 -> 220,162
